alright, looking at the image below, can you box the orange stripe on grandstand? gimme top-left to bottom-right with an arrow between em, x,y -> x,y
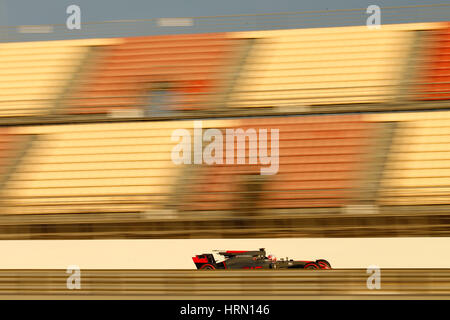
181,114 -> 371,211
0,128 -> 27,178
67,33 -> 240,114
417,22 -> 450,100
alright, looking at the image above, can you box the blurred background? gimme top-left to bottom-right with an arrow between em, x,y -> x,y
0,0 -> 449,299
0,3 -> 449,241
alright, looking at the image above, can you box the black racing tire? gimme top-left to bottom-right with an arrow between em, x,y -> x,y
304,262 -> 320,269
316,259 -> 332,269
200,264 -> 216,270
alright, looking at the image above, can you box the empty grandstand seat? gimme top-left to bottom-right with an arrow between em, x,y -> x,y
67,33 -> 240,114
416,23 -> 450,100
180,115 -> 373,211
0,39 -> 119,117
1,115 -> 373,214
228,23 -> 439,109
370,111 -> 450,205
0,128 -> 27,177
1,121 -> 193,214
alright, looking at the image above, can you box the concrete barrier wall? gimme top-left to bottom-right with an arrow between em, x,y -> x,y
0,237 -> 448,269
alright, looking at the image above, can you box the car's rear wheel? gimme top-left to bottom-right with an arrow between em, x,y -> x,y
304,262 -> 319,269
200,264 -> 215,270
316,259 -> 331,269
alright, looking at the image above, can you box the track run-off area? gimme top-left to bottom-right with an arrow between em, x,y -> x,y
0,269 -> 449,299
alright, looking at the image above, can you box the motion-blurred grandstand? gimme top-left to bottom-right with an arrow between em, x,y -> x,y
0,6 -> 450,239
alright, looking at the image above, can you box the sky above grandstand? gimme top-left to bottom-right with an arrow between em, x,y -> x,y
0,0 -> 448,41
0,0 -> 442,24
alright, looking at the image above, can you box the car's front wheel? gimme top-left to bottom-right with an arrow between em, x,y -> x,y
316,259 -> 332,269
304,262 -> 320,269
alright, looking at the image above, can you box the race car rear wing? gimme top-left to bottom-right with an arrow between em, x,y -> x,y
192,254 -> 217,269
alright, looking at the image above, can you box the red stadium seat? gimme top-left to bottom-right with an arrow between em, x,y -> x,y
417,23 -> 450,100
67,33 -> 240,114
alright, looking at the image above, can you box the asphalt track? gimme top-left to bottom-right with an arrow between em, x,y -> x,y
0,269 -> 449,299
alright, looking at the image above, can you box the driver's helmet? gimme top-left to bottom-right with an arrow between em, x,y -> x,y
267,254 -> 277,262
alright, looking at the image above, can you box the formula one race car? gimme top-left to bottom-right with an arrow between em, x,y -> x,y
192,248 -> 331,270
